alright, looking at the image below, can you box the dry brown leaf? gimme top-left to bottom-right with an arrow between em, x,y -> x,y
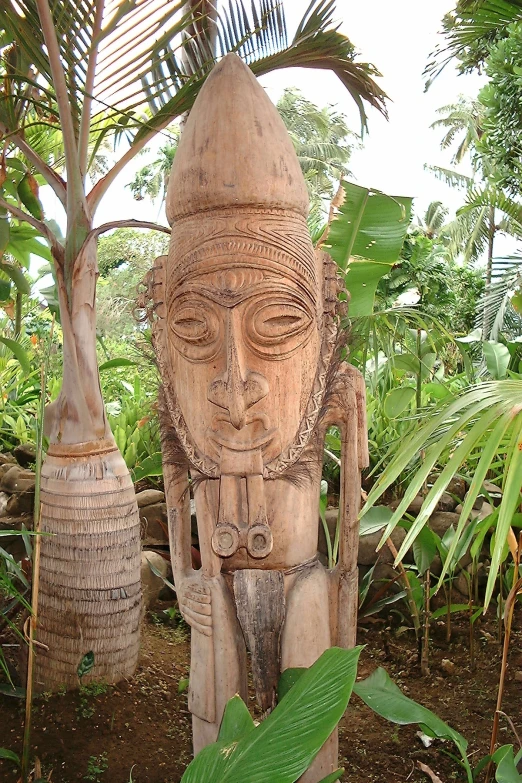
417,761 -> 444,783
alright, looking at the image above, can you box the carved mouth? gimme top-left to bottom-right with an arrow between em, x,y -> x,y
207,412 -> 277,452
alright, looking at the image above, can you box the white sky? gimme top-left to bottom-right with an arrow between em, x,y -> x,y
43,0 -> 508,257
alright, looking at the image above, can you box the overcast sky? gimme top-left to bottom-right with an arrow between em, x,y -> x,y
42,1 -> 488,237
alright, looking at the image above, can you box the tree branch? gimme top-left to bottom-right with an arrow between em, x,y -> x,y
8,133 -> 67,205
86,128 -> 158,216
86,219 -> 171,243
0,197 -> 61,251
79,0 -> 105,180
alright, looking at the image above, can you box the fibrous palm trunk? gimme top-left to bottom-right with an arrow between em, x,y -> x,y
34,237 -> 141,691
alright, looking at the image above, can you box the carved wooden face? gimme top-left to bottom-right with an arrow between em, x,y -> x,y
166,260 -> 320,472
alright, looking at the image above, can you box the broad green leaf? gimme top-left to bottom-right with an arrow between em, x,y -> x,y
77,651 -> 95,680
317,772 -> 344,783
132,452 -> 164,482
277,668 -> 306,702
0,684 -> 25,698
483,341 -> 511,379
359,506 -> 393,536
323,181 -> 412,317
492,744 -> 522,782
0,748 -> 20,765
412,526 -> 437,575
99,358 -> 138,371
456,329 -> 482,344
353,668 -> 469,767
0,261 -> 31,295
393,354 -> 420,374
384,386 -> 415,418
0,337 -> 30,375
178,678 -> 189,694
218,696 -> 255,743
182,647 -> 362,783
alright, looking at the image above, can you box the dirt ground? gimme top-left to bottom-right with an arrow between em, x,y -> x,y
1,602 -> 522,783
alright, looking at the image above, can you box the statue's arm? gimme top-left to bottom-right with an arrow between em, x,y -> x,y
323,362 -> 368,647
162,457 -> 212,638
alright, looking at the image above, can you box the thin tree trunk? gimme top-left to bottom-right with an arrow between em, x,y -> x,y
486,205 -> 495,287
35,239 -> 141,691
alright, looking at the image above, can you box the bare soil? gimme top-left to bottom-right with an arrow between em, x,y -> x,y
1,602 -> 522,783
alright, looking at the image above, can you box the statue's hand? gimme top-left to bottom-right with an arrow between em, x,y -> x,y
178,573 -> 212,637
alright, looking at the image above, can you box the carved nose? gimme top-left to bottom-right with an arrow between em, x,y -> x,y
207,318 -> 268,429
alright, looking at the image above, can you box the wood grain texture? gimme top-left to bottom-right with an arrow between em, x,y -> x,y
142,54 -> 368,781
35,442 -> 141,691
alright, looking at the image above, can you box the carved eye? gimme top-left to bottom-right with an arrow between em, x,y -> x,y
169,299 -> 222,361
172,308 -> 211,343
254,304 -> 311,340
245,297 -> 315,358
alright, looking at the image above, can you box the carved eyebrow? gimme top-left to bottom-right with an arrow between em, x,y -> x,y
172,282 -> 316,309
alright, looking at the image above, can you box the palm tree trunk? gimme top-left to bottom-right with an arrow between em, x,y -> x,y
486,205 -> 495,287
482,205 -> 496,339
35,237 -> 141,691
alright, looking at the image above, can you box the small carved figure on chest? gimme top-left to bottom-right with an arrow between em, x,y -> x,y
139,54 -> 368,782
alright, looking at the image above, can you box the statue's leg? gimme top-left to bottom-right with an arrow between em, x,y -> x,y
191,574 -> 247,754
281,562 -> 338,783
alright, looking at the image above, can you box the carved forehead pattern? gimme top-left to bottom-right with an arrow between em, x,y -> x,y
168,208 -> 317,290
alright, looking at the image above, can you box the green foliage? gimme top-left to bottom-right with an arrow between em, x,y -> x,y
105,372 -> 161,479
84,753 -> 108,782
323,181 -> 412,317
180,646 -> 361,783
479,21 -> 522,195
362,379 -> 522,609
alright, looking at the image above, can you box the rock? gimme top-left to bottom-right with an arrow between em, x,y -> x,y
0,453 -> 16,466
454,501 -> 494,522
482,481 -> 502,499
135,489 -> 165,508
6,489 -> 34,516
357,526 -> 407,566
141,551 -> 168,609
0,466 -> 36,494
514,671 -> 522,683
446,477 -> 467,500
13,443 -> 36,468
440,659 -> 455,675
437,492 -> 457,512
0,492 -> 8,517
140,503 -> 168,545
454,563 -> 486,596
0,464 -> 14,480
428,512 -> 460,539
389,495 -> 425,515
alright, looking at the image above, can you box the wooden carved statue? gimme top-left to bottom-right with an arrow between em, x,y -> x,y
139,54 -> 368,781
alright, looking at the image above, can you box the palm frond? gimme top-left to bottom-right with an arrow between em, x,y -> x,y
425,164 -> 473,190
137,0 -> 388,143
362,378 -> 522,608
476,255 -> 522,339
425,0 -> 522,84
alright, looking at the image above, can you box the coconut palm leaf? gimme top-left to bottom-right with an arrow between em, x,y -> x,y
460,185 -> 522,231
140,0 -> 388,144
361,379 -> 522,609
425,0 -> 522,84
424,165 -> 473,191
476,255 -> 522,339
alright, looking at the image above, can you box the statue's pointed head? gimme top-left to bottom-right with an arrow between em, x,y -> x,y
161,55 -> 329,476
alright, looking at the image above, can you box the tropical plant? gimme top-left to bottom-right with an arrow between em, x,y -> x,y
361,378 -> 522,613
0,0 -> 387,689
126,139 -> 179,204
180,646 -> 361,783
424,0 -> 522,84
